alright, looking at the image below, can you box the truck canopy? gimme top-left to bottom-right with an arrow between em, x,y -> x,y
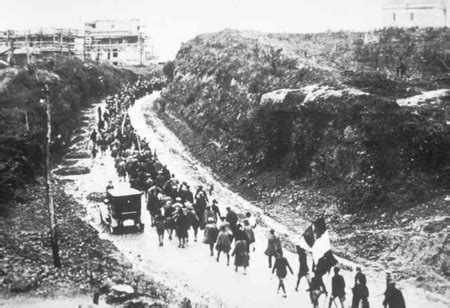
107,187 -> 142,197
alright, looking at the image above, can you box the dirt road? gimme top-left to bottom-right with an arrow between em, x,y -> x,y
62,92 -> 448,308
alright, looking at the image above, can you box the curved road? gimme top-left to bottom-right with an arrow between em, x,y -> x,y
63,92 -> 447,308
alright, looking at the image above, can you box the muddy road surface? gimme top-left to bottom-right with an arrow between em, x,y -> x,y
61,92 -> 448,308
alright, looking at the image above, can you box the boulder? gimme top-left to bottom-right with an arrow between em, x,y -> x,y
10,278 -> 33,293
423,218 -> 449,233
111,284 -> 135,294
106,284 -> 136,305
87,192 -> 106,202
65,151 -> 91,159
54,166 -> 90,176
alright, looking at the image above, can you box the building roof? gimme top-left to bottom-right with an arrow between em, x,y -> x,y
384,0 -> 447,7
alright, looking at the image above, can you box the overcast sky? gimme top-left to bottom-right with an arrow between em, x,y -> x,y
1,0 -> 387,60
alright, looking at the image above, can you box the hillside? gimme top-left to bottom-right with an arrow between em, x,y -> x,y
0,57 -> 137,211
161,28 -> 449,211
158,28 -> 450,288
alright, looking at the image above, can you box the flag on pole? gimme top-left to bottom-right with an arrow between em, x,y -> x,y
301,216 -> 337,276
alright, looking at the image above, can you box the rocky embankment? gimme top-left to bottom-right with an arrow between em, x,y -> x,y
0,176 -> 170,306
155,29 -> 449,296
155,96 -> 450,298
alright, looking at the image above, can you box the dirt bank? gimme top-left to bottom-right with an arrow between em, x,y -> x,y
127,93 -> 448,307
153,95 -> 450,299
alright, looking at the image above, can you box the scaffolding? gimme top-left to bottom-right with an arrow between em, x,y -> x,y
0,28 -> 83,63
0,19 -> 155,66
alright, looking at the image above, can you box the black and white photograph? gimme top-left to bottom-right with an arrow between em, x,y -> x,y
0,0 -> 449,307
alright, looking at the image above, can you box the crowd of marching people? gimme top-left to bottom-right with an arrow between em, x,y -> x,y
91,77 -> 407,308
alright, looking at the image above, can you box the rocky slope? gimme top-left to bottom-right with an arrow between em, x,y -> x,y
157,29 -> 450,292
161,28 -> 450,212
0,177 -> 173,306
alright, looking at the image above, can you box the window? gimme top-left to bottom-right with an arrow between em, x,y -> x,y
113,50 -> 118,58
410,13 -> 414,21
393,13 -> 396,21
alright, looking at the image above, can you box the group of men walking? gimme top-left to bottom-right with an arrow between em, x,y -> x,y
100,78 -> 406,308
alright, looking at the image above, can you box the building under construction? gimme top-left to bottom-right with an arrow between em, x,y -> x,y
0,28 -> 82,65
84,19 -> 151,66
0,19 -> 153,66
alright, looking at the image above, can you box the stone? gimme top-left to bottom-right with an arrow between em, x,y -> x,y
54,166 -> 91,176
111,284 -> 135,294
10,278 -> 33,293
65,151 -> 91,159
70,135 -> 84,145
422,218 -> 449,233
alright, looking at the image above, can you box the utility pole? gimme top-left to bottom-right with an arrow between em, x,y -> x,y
41,84 -> 61,268
6,31 -> 15,67
25,31 -> 30,65
24,100 -> 30,132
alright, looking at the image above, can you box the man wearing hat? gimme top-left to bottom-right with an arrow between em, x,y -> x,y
155,170 -> 165,188
225,206 -> 238,234
329,267 -> 346,308
105,180 -> 114,193
211,199 -> 222,220
352,267 -> 369,308
383,281 -> 405,308
295,245 -> 310,292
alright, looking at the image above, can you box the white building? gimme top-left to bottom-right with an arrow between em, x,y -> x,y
383,0 -> 448,28
84,19 -> 153,66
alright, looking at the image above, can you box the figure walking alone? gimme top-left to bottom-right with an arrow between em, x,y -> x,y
272,252 -> 293,298
265,229 -> 282,268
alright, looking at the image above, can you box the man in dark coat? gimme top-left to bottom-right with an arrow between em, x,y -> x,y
383,282 -> 406,308
354,267 -> 367,287
194,196 -> 207,229
155,171 -> 166,188
146,189 -> 160,226
295,245 -> 310,292
310,271 -> 327,308
329,267 -> 345,308
225,206 -> 238,233
175,208 -> 189,248
90,129 -> 98,147
234,224 -> 249,248
352,267 -> 369,308
272,252 -> 293,297
211,199 -> 222,220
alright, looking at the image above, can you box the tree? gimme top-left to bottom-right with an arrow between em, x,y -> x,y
163,61 -> 175,82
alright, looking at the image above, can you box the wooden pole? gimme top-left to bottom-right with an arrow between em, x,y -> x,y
136,134 -> 142,153
60,31 -> 63,55
25,32 -> 30,65
24,110 -> 30,131
44,84 -> 61,268
121,111 -> 127,134
7,31 -> 14,67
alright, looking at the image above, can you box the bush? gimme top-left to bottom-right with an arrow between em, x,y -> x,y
0,56 -> 137,209
162,29 -> 450,211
